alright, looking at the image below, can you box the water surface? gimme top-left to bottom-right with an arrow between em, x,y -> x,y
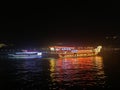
0,53 -> 119,90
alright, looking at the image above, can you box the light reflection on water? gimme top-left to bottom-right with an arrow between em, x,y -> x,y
0,56 -> 106,90
49,56 -> 106,89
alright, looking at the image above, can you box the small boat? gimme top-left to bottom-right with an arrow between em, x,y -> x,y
8,50 -> 42,59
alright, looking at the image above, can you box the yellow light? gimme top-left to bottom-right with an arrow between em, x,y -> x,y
0,43 -> 7,48
94,46 -> 102,55
50,59 -> 55,72
97,46 -> 102,52
50,47 -> 55,51
49,59 -> 56,82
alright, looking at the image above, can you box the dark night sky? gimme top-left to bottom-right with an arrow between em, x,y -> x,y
1,1 -> 120,46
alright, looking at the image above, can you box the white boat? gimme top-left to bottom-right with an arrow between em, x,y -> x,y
8,51 -> 42,59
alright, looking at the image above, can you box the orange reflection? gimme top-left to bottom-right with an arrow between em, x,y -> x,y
49,56 -> 105,88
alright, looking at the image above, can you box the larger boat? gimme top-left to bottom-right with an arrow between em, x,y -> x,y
8,50 -> 42,59
49,46 -> 102,58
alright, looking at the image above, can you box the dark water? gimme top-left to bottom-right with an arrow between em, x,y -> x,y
0,52 -> 120,90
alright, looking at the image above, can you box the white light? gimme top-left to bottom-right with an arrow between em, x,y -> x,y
50,47 -> 55,51
71,50 -> 78,53
37,52 -> 42,55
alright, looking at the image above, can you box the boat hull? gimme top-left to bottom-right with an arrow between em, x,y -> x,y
59,53 -> 97,58
8,54 -> 42,59
8,51 -> 42,59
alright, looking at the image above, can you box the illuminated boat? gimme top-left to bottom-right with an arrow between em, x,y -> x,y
49,46 -> 102,58
8,50 -> 42,59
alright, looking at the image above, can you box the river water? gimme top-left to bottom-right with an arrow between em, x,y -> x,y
0,51 -> 120,90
